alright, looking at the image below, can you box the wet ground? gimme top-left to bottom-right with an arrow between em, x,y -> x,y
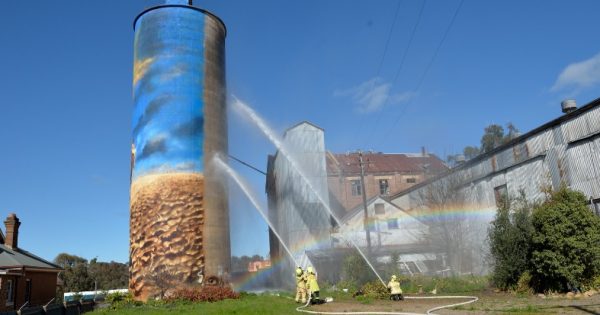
305,292 -> 600,314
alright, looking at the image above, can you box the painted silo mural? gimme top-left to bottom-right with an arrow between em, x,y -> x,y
130,3 -> 229,300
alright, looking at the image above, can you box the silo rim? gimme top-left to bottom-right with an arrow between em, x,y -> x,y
133,4 -> 227,37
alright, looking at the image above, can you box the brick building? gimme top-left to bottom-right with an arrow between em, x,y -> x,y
247,260 -> 271,273
0,214 -> 62,312
326,151 -> 448,213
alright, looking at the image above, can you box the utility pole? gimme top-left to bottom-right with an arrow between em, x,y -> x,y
357,150 -> 372,255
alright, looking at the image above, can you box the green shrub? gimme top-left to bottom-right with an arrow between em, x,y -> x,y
530,188 -> 600,292
593,276 -> 600,290
488,191 -> 533,290
336,279 -> 358,294
105,291 -> 139,309
342,252 -> 374,286
516,271 -> 532,294
361,280 -> 388,299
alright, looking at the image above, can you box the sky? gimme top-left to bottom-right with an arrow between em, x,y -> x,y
1,0 -> 600,264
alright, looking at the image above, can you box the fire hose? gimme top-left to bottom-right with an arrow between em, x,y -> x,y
295,290 -> 478,315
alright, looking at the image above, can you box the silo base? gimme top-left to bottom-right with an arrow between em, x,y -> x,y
129,173 -> 204,300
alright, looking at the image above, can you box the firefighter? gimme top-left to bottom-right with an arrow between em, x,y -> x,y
295,267 -> 307,303
306,266 -> 323,304
387,275 -> 404,301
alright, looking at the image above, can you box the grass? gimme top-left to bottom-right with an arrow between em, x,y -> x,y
393,275 -> 490,294
93,293 -> 300,315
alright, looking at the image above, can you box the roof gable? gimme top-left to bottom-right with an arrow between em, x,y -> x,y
0,245 -> 62,270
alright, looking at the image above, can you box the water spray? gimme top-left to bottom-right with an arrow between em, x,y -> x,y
212,154 -> 300,267
231,96 -> 386,286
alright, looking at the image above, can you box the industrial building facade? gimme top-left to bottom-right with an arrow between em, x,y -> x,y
266,122 -> 448,284
391,98 -> 600,214
388,98 -> 600,274
268,98 -> 600,282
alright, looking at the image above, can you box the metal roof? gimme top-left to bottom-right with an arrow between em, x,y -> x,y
326,152 -> 448,176
388,97 -> 600,200
0,244 -> 62,270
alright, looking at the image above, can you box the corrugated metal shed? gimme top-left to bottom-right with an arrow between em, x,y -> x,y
390,96 -> 600,213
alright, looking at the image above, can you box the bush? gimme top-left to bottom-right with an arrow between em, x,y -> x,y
516,271 -> 532,294
361,280 -> 388,299
592,276 -> 600,290
167,286 -> 240,302
336,279 -> 358,294
488,192 -> 533,290
105,291 -> 138,309
530,188 -> 600,292
342,252 -> 374,286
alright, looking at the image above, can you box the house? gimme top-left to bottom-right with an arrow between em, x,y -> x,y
331,196 -> 428,249
326,151 -> 448,213
0,214 -> 62,312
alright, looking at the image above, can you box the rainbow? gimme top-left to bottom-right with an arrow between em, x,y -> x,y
232,204 -> 498,290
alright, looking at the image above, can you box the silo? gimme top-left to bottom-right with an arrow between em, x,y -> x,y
130,1 -> 229,300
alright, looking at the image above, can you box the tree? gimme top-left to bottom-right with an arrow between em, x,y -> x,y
54,253 -> 93,293
463,146 -> 480,160
148,269 -> 177,299
505,123 -> 520,142
88,260 -> 129,290
54,253 -> 128,292
480,124 -> 505,153
54,253 -> 87,269
530,188 -> 600,292
414,173 -> 486,275
488,192 -> 533,290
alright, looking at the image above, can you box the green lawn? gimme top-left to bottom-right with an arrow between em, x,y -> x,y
93,294 -> 301,315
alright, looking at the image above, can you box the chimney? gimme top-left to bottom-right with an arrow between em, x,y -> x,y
421,146 -> 427,157
4,213 -> 21,249
561,99 -> 577,114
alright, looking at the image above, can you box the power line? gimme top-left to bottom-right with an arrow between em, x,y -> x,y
361,0 -> 427,147
376,0 -> 465,149
228,154 -> 266,175
351,0 -> 404,143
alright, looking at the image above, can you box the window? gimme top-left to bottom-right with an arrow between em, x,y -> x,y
351,180 -> 362,196
406,177 -> 416,183
6,279 -> 13,306
379,179 -> 389,195
374,203 -> 385,215
387,219 -> 399,230
494,184 -> 508,206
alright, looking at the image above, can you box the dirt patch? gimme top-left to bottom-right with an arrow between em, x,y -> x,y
304,292 -> 600,314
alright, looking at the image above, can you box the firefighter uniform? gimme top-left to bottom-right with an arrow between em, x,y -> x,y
295,267 -> 307,303
387,275 -> 404,301
306,266 -> 322,304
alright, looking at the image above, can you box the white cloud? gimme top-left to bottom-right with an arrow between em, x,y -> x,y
334,78 -> 412,113
552,52 -> 600,92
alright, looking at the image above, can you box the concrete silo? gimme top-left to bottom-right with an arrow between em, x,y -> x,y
130,0 -> 229,300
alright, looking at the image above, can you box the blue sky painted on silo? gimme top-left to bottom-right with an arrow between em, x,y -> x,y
132,7 -> 205,179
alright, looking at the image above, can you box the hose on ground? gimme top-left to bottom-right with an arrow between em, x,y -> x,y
295,292 -> 479,315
